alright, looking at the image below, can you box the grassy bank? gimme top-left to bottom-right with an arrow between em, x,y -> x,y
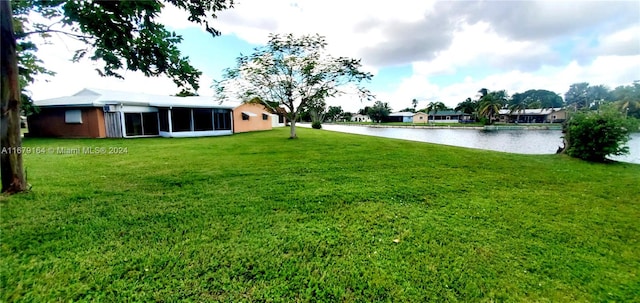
2,127 -> 639,302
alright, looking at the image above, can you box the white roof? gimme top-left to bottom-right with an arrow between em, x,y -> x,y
34,88 -> 241,109
498,108 -> 563,115
389,112 -> 415,117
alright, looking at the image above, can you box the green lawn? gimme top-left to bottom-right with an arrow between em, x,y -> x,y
2,127 -> 639,302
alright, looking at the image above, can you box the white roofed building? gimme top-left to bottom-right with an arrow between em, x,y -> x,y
28,88 -> 272,138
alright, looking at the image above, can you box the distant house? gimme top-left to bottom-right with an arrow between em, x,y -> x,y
263,106 -> 288,127
426,110 -> 471,123
351,114 -> 371,122
498,108 -> 565,123
385,112 -> 414,123
412,112 -> 429,124
233,103 -> 273,133
28,88 -> 275,138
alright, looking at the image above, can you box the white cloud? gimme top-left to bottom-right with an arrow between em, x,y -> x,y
370,54 -> 640,112
27,0 -> 640,116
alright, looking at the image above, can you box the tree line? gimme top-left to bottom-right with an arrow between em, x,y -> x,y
341,83 -> 639,125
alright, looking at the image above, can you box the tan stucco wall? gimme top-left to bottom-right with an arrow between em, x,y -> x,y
413,113 -> 429,123
548,110 -> 567,121
28,107 -> 106,138
233,103 -> 273,133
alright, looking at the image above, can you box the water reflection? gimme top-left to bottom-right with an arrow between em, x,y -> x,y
300,124 -> 640,164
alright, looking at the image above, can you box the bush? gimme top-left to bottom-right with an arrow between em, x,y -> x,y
311,121 -> 322,129
564,109 -> 637,162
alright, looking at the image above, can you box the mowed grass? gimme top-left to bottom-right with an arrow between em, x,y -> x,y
2,127 -> 639,302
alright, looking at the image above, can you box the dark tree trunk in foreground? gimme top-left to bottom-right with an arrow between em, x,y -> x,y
556,120 -> 570,154
1,1 -> 27,194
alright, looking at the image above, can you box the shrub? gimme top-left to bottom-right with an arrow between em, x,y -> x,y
564,109 -> 637,162
311,121 -> 322,129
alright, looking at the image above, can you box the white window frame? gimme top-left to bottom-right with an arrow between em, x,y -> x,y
65,110 -> 82,124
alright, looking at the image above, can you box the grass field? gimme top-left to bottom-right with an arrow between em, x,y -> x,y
2,127 -> 639,302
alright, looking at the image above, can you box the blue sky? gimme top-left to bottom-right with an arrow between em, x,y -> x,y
29,0 -> 640,112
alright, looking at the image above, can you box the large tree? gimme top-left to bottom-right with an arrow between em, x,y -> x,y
611,82 -> 640,119
326,106 -> 344,122
367,100 -> 391,123
510,89 -> 563,109
455,97 -> 477,117
564,82 -> 591,110
1,0 -> 233,194
214,33 -> 373,139
478,90 -> 508,124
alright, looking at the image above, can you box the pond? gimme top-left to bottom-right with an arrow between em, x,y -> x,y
299,124 -> 640,164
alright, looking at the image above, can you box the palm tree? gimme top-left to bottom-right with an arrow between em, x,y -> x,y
478,90 -> 507,124
455,97 -> 476,113
478,88 -> 489,98
508,97 -> 528,123
412,98 -> 418,111
426,101 -> 447,122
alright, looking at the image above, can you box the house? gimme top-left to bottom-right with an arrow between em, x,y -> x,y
412,112 -> 429,124
233,102 -> 273,133
28,88 -> 273,138
385,112 -> 414,123
426,110 -> 471,123
266,106 -> 288,127
546,109 -> 567,123
351,114 -> 371,122
497,108 -> 565,123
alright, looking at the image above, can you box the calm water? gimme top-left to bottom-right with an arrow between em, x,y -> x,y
299,124 -> 640,164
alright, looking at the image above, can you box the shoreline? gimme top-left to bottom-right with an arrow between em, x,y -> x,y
325,123 -> 563,130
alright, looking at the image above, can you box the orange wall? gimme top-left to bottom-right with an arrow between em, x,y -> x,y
233,103 -> 273,133
28,107 -> 106,138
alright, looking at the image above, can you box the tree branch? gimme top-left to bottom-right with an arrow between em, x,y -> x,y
23,28 -> 92,41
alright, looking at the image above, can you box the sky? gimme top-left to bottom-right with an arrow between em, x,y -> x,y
27,0 -> 640,113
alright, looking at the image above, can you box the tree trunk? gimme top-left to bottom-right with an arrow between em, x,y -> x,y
289,119 -> 297,139
556,120 -> 570,154
1,1 -> 27,194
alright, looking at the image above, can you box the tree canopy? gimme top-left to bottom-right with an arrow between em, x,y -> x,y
367,101 -> 391,123
510,89 -> 563,109
214,33 -> 373,138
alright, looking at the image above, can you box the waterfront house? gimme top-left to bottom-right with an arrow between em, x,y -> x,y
28,88 -> 274,138
351,114 -> 371,123
412,112 -> 429,123
497,108 -> 565,123
427,110 -> 471,123
385,112 -> 414,123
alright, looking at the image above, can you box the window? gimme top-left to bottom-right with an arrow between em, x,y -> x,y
214,109 -> 231,130
262,113 -> 269,120
65,110 -> 82,124
124,113 -> 143,136
159,108 -> 169,132
172,108 -> 192,132
193,109 -> 213,131
125,112 -> 159,136
142,113 -> 159,135
242,113 -> 250,120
